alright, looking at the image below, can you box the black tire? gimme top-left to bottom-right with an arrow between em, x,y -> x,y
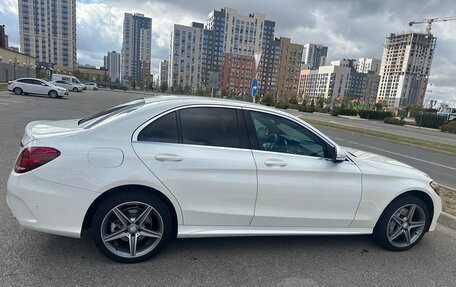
92,191 -> 172,263
49,90 -> 58,98
73,87 -> 78,92
13,87 -> 23,95
373,195 -> 430,251
93,88 -> 98,91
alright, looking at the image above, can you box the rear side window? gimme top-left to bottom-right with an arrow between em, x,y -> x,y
78,99 -> 145,129
180,107 -> 241,148
138,112 -> 178,143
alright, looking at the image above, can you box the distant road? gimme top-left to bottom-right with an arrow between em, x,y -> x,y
287,110 -> 456,146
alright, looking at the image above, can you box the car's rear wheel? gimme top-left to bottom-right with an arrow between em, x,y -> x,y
92,191 -> 172,263
73,87 -> 78,92
49,90 -> 58,98
13,87 -> 23,95
373,195 -> 430,251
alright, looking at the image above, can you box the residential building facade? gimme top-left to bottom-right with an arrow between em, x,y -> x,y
18,0 -> 77,69
168,22 -> 203,91
257,20 -> 279,98
356,58 -> 381,74
0,25 -> 8,49
104,51 -> 120,82
276,37 -> 303,101
158,60 -> 168,85
302,43 -> 327,69
377,32 -> 437,107
298,64 -> 351,106
121,13 -> 152,89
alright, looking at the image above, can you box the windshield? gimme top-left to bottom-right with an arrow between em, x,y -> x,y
78,98 -> 145,129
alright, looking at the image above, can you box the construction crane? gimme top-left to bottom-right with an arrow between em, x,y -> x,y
409,16 -> 456,35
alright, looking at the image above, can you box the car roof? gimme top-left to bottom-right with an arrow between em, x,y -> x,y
143,95 -> 284,114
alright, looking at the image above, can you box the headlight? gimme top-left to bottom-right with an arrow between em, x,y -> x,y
430,181 -> 441,196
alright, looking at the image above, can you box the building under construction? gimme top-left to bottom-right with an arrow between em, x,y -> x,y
376,32 -> 437,107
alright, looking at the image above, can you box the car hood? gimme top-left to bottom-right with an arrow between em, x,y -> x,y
343,146 -> 431,180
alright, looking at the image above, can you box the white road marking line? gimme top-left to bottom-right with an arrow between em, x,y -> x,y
343,140 -> 456,171
0,102 -> 9,105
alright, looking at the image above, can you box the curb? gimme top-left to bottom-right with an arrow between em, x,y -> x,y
438,212 -> 456,231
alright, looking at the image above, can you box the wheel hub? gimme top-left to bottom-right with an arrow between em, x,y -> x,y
128,224 -> 139,234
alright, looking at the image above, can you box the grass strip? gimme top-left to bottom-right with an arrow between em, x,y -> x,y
303,118 -> 456,154
442,187 -> 456,216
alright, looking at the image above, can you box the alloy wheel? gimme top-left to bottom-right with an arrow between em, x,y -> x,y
100,201 -> 164,258
387,204 -> 426,248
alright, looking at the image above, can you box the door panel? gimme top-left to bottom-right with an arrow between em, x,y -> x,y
251,151 -> 362,227
244,110 -> 362,228
133,142 -> 257,226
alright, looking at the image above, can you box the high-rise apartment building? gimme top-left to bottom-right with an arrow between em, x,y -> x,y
257,20 -> 279,97
276,37 -> 303,100
168,22 -> 203,90
103,51 -> 120,82
0,25 -> 8,49
356,58 -> 380,74
302,43 -> 327,69
159,60 -> 168,86
377,32 -> 436,107
205,8 -> 271,94
121,13 -> 152,89
18,0 -> 77,69
298,64 -> 351,105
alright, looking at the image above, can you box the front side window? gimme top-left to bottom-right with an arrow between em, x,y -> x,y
180,107 -> 241,149
138,112 -> 178,143
248,111 -> 328,158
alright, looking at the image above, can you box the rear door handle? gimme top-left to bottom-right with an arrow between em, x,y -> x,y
264,159 -> 288,167
155,154 -> 183,162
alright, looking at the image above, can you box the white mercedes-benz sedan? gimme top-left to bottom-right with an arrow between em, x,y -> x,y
7,96 -> 442,263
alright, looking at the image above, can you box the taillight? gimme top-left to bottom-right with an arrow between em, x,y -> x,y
14,147 -> 61,174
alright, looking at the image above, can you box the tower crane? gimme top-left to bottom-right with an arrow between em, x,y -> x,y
409,16 -> 456,35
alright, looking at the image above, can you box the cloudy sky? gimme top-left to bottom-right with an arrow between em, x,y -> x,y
1,0 -> 456,105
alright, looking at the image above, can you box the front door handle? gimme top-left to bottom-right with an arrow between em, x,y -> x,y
264,159 -> 287,167
155,154 -> 183,162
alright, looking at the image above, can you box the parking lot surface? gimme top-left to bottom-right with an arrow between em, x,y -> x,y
1,90 -> 455,286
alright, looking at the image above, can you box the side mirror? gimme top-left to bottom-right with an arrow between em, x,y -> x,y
332,146 -> 346,163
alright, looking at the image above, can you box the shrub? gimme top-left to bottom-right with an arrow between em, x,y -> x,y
384,117 -> 406,126
358,110 -> 392,120
299,106 -> 315,113
440,121 -> 456,134
315,107 -> 330,113
288,104 -> 299,110
275,101 -> 289,109
331,108 -> 357,116
260,94 -> 274,106
414,113 -> 447,129
331,108 -> 341,116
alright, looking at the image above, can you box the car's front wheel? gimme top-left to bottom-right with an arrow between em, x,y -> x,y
92,191 -> 172,263
13,87 -> 23,95
373,195 -> 430,251
73,87 -> 78,92
48,90 -> 58,98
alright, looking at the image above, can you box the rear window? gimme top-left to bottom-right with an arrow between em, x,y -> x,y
78,98 -> 145,129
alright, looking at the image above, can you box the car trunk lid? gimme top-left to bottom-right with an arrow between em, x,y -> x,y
22,119 -> 83,146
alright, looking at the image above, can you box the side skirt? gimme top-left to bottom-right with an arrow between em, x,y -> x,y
177,226 -> 373,238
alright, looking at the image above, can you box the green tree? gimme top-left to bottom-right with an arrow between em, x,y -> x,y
289,95 -> 298,105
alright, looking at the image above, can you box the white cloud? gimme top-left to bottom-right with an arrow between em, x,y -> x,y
0,0 -> 17,15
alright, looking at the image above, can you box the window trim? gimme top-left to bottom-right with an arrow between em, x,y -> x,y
132,104 -> 250,150
242,108 -> 335,160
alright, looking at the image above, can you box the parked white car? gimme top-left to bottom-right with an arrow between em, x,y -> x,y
7,78 -> 69,98
84,82 -> 98,91
7,97 -> 442,263
52,74 -> 85,90
52,80 -> 84,92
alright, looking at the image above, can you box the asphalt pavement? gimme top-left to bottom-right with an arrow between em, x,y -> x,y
1,90 -> 455,286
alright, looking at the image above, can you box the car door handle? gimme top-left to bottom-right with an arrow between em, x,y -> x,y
155,154 -> 183,162
264,159 -> 288,167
